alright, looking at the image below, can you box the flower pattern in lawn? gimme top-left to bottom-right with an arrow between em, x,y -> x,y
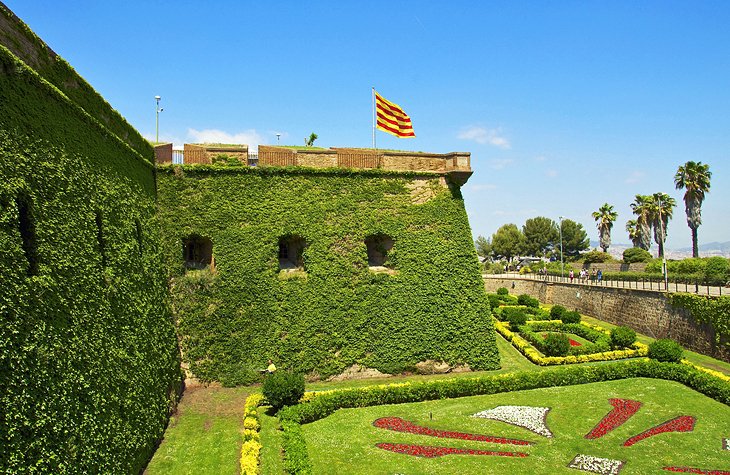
568,454 -> 625,475
623,416 -> 695,447
585,399 -> 642,439
472,405 -> 553,437
662,467 -> 730,474
373,417 -> 532,445
375,442 -> 528,458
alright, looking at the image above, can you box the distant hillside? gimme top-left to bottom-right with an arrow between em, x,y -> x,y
590,241 -> 730,259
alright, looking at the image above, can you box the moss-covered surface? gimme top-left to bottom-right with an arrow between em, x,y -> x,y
157,165 -> 498,385
0,34 -> 180,474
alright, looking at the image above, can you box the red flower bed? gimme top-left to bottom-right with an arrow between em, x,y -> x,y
373,417 -> 532,445
663,467 -> 730,474
585,399 -> 642,439
375,442 -> 529,458
624,416 -> 696,447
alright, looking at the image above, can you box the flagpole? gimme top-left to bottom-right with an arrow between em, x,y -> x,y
372,87 -> 377,150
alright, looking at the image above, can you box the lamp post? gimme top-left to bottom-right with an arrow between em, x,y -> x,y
155,95 -> 163,143
656,195 -> 669,291
558,216 -> 564,278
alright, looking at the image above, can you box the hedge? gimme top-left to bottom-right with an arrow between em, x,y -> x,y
273,360 -> 730,473
669,293 -> 730,346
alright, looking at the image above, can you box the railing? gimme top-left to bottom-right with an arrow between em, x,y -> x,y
486,272 -> 728,296
171,151 -> 258,166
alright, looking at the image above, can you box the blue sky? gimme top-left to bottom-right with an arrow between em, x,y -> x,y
7,1 -> 730,250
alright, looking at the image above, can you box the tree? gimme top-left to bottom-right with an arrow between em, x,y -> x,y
674,161 -> 712,258
648,192 -> 676,259
625,219 -> 642,248
592,203 -> 618,253
522,217 -> 559,257
475,235 -> 493,260
560,219 -> 590,259
630,194 -> 653,251
305,132 -> 318,146
490,224 -> 524,263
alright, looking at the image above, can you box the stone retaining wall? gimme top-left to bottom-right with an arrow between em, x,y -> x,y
484,276 -> 729,363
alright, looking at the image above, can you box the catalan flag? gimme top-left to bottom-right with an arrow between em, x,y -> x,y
375,90 -> 416,138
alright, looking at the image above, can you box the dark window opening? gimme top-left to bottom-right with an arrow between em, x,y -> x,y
135,219 -> 143,257
365,234 -> 394,267
278,235 -> 306,270
183,235 -> 213,270
95,211 -> 107,268
16,194 -> 38,276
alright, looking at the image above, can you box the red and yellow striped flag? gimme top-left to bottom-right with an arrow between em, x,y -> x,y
375,90 -> 416,138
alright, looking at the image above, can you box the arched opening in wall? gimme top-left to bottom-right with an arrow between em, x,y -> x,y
95,211 -> 107,269
182,235 -> 213,270
16,193 -> 38,276
278,235 -> 306,272
365,233 -> 394,270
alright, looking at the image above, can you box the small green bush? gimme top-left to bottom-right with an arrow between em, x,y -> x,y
487,294 -> 501,310
583,250 -> 612,263
550,305 -> 567,319
263,371 -> 305,410
623,247 -> 652,264
517,294 -> 540,308
543,333 -> 571,357
496,287 -> 510,296
507,311 -> 528,331
648,339 -> 684,363
561,310 -> 581,324
610,326 -> 637,349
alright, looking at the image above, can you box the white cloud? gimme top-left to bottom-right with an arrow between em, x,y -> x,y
624,170 -> 645,184
489,158 -> 514,170
457,126 -> 511,149
187,128 -> 267,148
545,169 -> 558,178
535,155 -> 547,162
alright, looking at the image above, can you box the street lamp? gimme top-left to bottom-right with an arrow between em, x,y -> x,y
155,95 -> 163,143
558,216 -> 564,278
276,133 -> 281,143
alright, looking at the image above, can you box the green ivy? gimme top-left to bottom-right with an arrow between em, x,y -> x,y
157,165 -> 498,385
0,43 -> 180,473
669,293 -> 730,346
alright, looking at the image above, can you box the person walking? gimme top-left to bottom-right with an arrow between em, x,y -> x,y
569,269 -> 574,283
597,269 -> 603,283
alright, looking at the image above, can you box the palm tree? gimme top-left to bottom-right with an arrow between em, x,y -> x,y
648,192 -> 676,259
625,219 -> 642,248
674,161 -> 711,258
592,203 -> 618,252
630,195 -> 653,251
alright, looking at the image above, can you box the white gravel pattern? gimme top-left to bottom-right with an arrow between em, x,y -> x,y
568,454 -> 624,475
471,405 -> 553,437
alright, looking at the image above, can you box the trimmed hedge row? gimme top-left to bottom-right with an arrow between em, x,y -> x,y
494,320 -> 648,365
521,321 -> 611,356
275,360 -> 730,473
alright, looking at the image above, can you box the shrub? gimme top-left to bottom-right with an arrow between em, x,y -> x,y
648,339 -> 684,363
610,326 -> 637,349
543,333 -> 571,357
583,250 -> 612,264
496,287 -> 509,296
263,371 -> 305,410
507,311 -> 528,331
550,305 -> 567,319
704,256 -> 730,285
623,247 -> 652,264
561,310 -> 581,324
517,294 -> 540,308
487,294 -> 501,310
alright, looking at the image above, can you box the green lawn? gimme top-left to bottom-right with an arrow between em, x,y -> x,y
302,378 -> 730,474
144,386 -> 250,475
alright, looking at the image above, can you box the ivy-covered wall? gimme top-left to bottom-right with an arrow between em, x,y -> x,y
0,25 -> 180,475
157,165 -> 498,386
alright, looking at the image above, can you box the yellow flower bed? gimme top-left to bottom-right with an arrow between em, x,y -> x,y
682,359 -> 730,382
494,319 -> 648,365
240,393 -> 264,475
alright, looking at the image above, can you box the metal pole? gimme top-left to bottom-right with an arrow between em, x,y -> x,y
155,95 -> 161,143
372,88 -> 376,150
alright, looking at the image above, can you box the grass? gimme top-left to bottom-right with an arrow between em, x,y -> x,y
145,310 -> 729,474
144,385 -> 250,475
302,379 -> 730,474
